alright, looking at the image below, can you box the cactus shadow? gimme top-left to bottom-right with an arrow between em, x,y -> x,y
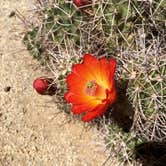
135,141 -> 166,166
103,79 -> 135,132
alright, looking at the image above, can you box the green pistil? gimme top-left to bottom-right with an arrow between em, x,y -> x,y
87,81 -> 93,88
85,80 -> 98,96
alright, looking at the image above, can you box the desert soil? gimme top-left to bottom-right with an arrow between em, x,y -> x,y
0,0 -> 114,166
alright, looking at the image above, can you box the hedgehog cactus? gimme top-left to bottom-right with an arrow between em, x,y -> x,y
23,0 -> 166,165
42,2 -> 83,47
24,0 -> 166,58
91,0 -> 136,50
93,0 -> 166,50
23,0 -> 165,141
23,1 -> 84,61
118,50 -> 166,142
103,123 -> 142,165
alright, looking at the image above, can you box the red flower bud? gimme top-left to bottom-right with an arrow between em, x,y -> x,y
33,78 -> 57,96
73,0 -> 91,8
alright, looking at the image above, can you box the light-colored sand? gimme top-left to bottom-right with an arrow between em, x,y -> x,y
0,0 -> 114,166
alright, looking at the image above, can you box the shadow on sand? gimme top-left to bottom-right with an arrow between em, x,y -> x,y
135,141 -> 166,166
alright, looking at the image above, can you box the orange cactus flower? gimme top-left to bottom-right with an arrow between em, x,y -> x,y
64,54 -> 116,122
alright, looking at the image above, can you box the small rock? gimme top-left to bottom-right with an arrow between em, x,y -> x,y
9,11 -> 15,18
4,86 -> 11,92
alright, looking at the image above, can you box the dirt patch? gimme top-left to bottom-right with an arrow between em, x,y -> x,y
0,0 -> 112,165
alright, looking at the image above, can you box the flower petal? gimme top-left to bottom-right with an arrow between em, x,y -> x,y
82,103 -> 108,122
65,92 -> 86,104
66,73 -> 86,94
83,54 -> 101,81
99,57 -> 110,88
71,102 -> 96,114
72,63 -> 94,81
64,91 -> 97,105
94,84 -> 107,100
108,86 -> 117,105
109,58 -> 116,79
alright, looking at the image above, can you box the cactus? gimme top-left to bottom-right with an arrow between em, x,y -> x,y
92,0 -> 166,51
117,49 -> 166,142
97,121 -> 144,165
23,0 -> 166,164
24,0 -> 166,58
23,1 -> 84,65
24,0 -> 166,59
42,2 -> 82,45
23,27 -> 46,65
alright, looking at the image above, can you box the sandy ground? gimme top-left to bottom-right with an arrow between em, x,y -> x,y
0,0 -> 112,166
